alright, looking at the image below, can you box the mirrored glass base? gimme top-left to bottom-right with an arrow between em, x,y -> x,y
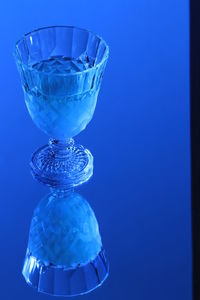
30,139 -> 93,189
22,248 -> 109,297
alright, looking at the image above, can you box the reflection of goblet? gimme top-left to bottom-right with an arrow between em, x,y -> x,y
14,26 -> 109,296
22,190 -> 109,296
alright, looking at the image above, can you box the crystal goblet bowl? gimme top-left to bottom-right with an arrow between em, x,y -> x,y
14,26 -> 109,139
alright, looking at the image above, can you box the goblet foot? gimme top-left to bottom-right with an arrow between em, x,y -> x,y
30,139 -> 93,189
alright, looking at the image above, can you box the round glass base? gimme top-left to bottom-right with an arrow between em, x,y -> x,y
22,248 -> 109,297
30,139 -> 93,189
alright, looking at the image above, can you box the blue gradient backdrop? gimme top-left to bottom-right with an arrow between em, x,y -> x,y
0,1 -> 191,299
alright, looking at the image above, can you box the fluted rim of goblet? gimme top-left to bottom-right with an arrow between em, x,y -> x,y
14,25 -> 109,77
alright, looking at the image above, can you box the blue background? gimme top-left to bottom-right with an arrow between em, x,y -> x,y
0,0 -> 191,299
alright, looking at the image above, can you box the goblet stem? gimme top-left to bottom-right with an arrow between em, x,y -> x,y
50,187 -> 74,196
49,138 -> 74,153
